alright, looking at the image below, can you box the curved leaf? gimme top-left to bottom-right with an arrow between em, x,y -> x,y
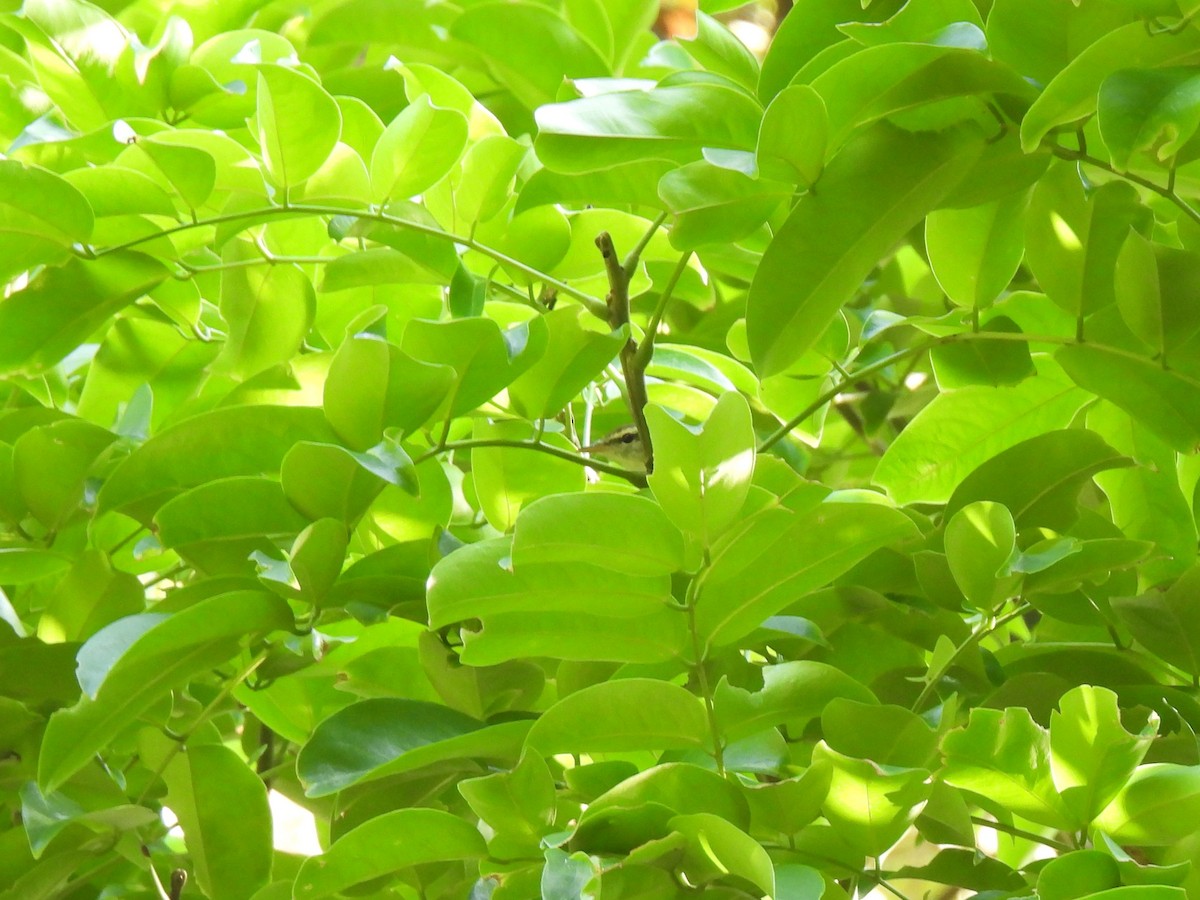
747,123 -> 981,376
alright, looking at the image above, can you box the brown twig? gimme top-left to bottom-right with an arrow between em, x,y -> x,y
596,231 -> 654,472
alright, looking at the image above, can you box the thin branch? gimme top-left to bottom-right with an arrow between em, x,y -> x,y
416,437 -> 647,486
597,231 -> 654,472
84,202 -> 609,319
1049,145 -> 1200,228
969,815 -> 1073,852
911,603 -> 1029,713
136,650 -> 269,805
758,339 -> 938,453
622,211 -> 669,280
634,250 -> 693,369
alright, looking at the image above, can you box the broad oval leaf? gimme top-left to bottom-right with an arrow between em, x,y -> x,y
747,123 -> 982,376
695,501 -> 917,649
324,335 -> 454,450
946,429 -> 1130,530
0,253 -> 167,376
98,406 -> 337,522
0,158 -> 94,282
295,809 -> 485,898
535,83 -> 762,174
256,64 -> 341,188
874,364 -> 1089,506
511,493 -> 685,576
297,698 -> 530,796
1099,67 -> 1200,172
1056,344 -> 1200,453
1097,764 -> 1200,846
1020,22 -> 1200,153
164,743 -> 272,900
39,590 -> 290,792
370,95 -> 468,204
646,391 -> 755,546
926,191 -> 1028,310
525,678 -> 709,754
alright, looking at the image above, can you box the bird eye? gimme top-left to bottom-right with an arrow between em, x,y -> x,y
621,432 -> 636,443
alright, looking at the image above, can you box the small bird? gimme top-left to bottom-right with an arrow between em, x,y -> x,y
581,425 -> 647,472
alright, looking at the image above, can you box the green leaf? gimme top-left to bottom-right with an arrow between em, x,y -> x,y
1111,564 -> 1200,678
1097,764 -> 1200,847
874,363 -> 1089,505
926,191 -> 1028,310
323,335 -> 454,450
535,83 -> 762,173
1057,344 -> 1200,453
294,808 -> 486,898
646,392 -> 755,546
1021,22 -> 1200,153
507,307 -> 625,419
757,0 -> 907,102
452,2 -> 609,108
1036,851 -> 1121,900
470,419 -> 584,532
281,442 -> 389,523
1115,233 -> 1200,362
454,135 -> 527,225
747,123 -> 981,376
944,501 -> 1016,610
0,158 -> 94,283
929,320 -> 1036,389
217,243 -> 315,379
256,64 -> 341,189
946,429 -> 1131,530
289,518 -> 349,603
13,418 -> 116,529
695,501 -> 917,648
670,813 -> 774,895
38,549 -> 143,644
821,699 -> 936,768
714,660 -> 876,743
1099,67 -> 1200,172
297,698 -> 529,796
941,706 -> 1071,829
1050,686 -> 1156,828
133,138 -> 217,211
511,493 -> 685,576
575,763 -> 750,853
154,476 -> 309,573
891,848 -> 1025,892
39,590 -> 290,791
0,253 -> 167,375
459,750 -> 556,854
808,43 -> 1033,152
658,161 -> 789,250
1025,163 -> 1147,318
812,742 -> 931,856
98,406 -> 336,523
756,84 -> 827,185
370,95 -> 468,204
542,848 -> 597,900
0,548 -> 71,584
427,537 -> 684,664
402,316 -> 548,418
163,743 -> 272,900
525,679 -> 709,754
64,165 -> 177,219
681,13 -> 759,91
517,160 -> 674,212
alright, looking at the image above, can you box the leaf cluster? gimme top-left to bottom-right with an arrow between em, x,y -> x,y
5,0 -> 1200,898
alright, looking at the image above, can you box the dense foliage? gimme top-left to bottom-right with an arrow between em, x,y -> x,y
6,0 -> 1200,897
